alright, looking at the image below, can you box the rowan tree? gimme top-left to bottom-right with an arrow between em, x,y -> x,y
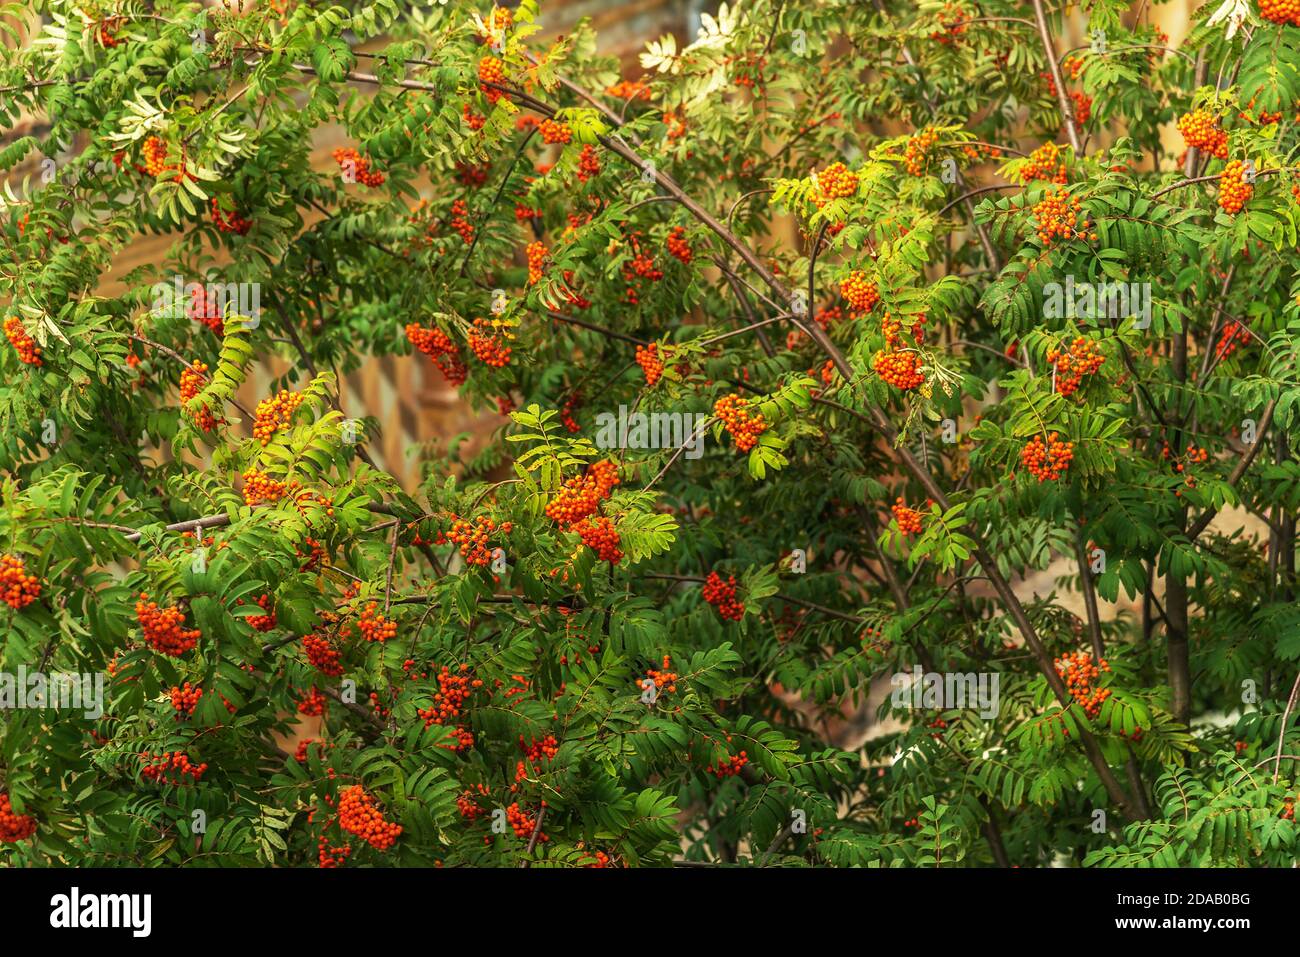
1,0 -> 1299,867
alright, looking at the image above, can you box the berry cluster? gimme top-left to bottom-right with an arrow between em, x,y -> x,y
142,136 -> 183,180
1048,337 -> 1104,396
1020,433 -> 1074,482
881,311 -> 926,349
253,389 -> 305,445
140,750 -> 207,784
179,360 -> 218,432
840,270 -> 880,314
241,468 -> 289,506
4,315 -> 42,366
903,127 -> 939,176
457,784 -> 491,821
872,349 -> 925,390
406,323 -> 468,386
574,515 -> 623,563
642,655 -> 679,696
1176,110 -> 1229,160
1218,160 -> 1254,214
468,318 -> 512,367
576,144 -> 601,183
0,794 -> 36,842
357,602 -> 397,642
706,751 -> 749,778
1021,142 -> 1068,184
186,285 -> 223,334
607,80 -> 652,102
338,785 -> 402,850
665,225 -> 692,264
446,514 -> 511,565
814,161 -> 858,205
463,103 -> 486,131
1054,651 -> 1111,718
526,241 -> 547,285
303,632 -> 345,676
417,664 -> 480,732
1032,188 -> 1096,246
892,497 -> 923,535
297,686 -> 327,716
703,571 -> 745,621
505,802 -> 547,841
635,342 -> 665,385
714,394 -> 768,452
210,197 -> 252,235
539,118 -> 572,145
1215,319 -> 1250,359
1259,0 -> 1300,25
136,594 -> 201,656
445,198 -> 474,243
929,2 -> 968,43
545,460 -> 620,526
242,593 -> 276,632
0,554 -> 41,610
331,147 -> 385,187
478,55 -> 507,103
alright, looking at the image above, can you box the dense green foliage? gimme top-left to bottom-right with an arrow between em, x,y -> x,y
1,0 -> 1299,867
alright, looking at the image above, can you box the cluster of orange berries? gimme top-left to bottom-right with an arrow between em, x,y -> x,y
643,655 -> 679,696
1218,160 -> 1254,214
179,360 -> 218,432
1176,110 -> 1229,160
303,632 -> 344,676
357,602 -> 397,642
1054,651 -> 1111,718
0,554 -> 41,610
296,686 -> 326,716
505,802 -> 547,841
210,198 -> 252,235
317,834 -> 351,868
4,315 -> 42,366
140,750 -> 207,784
1215,319 -> 1250,359
240,468 -> 289,506
478,55 -> 507,103
294,739 -> 329,765
635,342 -> 665,385
714,393 -> 768,452
814,161 -> 858,205
338,785 -> 402,850
1021,433 -> 1074,482
253,389 -> 304,445
332,147 -> 385,187
242,593 -> 276,632
574,515 -> 623,563
561,395 -> 581,432
703,571 -> 745,621
1070,91 -> 1093,126
892,498 -> 923,535
1259,0 -> 1300,26
141,136 -> 181,179
136,594 -> 201,656
665,225 -> 692,263
186,286 -> 223,334
468,318 -> 512,367
576,144 -> 601,183
457,783 -> 491,820
607,79 -> 652,102
1021,142 -> 1068,184
706,750 -> 749,778
881,311 -> 926,349
929,2 -> 968,43
450,199 -> 474,243
406,323 -> 468,386
545,459 -> 620,526
1032,188 -> 1096,246
872,349 -> 925,390
539,118 -> 572,145
418,664 -> 480,732
840,270 -> 880,314
1048,337 -> 1104,396
903,127 -> 939,176
526,241 -> 547,284
170,682 -> 203,718
445,514 -> 511,566
0,794 -> 36,842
